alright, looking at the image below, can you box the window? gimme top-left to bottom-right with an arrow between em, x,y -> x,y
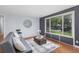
64,14 -> 72,36
45,11 -> 74,37
51,16 -> 62,35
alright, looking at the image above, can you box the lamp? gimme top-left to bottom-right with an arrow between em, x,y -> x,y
37,30 -> 41,35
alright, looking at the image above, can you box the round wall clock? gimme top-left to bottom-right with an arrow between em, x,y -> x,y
23,20 -> 32,28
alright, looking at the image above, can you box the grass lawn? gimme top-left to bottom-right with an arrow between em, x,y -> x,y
51,30 -> 62,34
64,32 -> 72,36
51,30 -> 72,36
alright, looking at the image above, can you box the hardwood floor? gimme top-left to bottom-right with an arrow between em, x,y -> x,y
0,33 -> 3,42
0,48 -> 4,53
48,38 -> 79,53
0,33 -> 4,53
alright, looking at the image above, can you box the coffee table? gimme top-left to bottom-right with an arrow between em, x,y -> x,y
34,36 -> 46,45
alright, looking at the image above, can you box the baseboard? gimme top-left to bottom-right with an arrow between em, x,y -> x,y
48,38 -> 73,47
74,45 -> 79,48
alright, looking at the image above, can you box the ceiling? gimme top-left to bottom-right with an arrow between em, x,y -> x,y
0,5 -> 75,18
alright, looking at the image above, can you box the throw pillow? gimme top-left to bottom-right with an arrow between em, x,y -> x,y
13,37 -> 26,51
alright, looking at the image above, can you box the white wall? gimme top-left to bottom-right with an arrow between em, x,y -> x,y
0,15 -> 4,34
4,15 -> 39,38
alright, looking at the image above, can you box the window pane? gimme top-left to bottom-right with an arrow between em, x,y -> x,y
51,16 -> 62,34
64,14 -> 72,36
46,19 -> 50,32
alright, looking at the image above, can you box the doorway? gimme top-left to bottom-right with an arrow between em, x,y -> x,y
0,15 -> 4,42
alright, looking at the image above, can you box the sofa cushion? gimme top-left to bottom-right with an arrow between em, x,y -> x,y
20,38 -> 32,52
13,32 -> 20,38
13,37 -> 27,51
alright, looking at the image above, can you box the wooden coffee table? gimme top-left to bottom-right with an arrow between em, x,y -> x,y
34,37 -> 47,45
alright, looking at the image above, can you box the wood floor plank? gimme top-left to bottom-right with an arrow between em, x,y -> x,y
48,38 -> 79,53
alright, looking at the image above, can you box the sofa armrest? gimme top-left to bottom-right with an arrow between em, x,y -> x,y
0,41 -> 15,53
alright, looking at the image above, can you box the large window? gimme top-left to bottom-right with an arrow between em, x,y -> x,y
45,11 -> 74,37
64,14 -> 72,36
51,16 -> 62,35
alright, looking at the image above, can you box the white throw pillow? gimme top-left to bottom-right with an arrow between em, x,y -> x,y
13,37 -> 26,51
13,32 -> 20,38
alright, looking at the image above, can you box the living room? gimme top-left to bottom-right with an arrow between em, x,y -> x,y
0,5 -> 79,53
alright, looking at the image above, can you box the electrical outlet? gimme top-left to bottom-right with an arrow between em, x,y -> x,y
76,40 -> 79,43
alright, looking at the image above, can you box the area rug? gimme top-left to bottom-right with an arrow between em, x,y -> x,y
25,38 -> 60,53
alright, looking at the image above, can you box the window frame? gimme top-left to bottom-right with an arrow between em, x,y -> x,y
50,16 -> 62,35
45,11 -> 75,38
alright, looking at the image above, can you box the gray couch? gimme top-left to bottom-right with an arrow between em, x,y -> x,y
0,32 -> 32,53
